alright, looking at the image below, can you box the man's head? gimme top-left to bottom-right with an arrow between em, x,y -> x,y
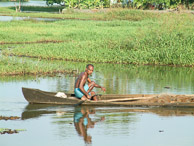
86,64 -> 94,75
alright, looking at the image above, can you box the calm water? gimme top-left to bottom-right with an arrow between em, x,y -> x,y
0,0 -> 47,7
0,62 -> 194,146
0,15 -> 60,21
0,0 -> 61,22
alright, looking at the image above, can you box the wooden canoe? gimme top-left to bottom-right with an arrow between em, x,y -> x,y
22,87 -> 194,107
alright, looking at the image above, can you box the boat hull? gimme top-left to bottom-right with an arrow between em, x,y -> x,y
22,87 -> 194,107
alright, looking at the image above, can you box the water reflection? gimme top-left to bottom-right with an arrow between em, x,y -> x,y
21,104 -> 58,120
21,104 -> 194,120
0,15 -> 60,22
0,63 -> 194,99
54,63 -> 194,94
0,62 -> 194,97
20,104 -> 194,145
42,62 -> 194,94
73,106 -> 105,144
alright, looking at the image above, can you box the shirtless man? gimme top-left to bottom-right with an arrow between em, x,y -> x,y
74,64 -> 106,101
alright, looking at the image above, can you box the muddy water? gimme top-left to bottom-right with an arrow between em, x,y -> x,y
0,62 -> 194,146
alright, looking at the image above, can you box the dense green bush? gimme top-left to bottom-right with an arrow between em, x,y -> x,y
45,0 -> 110,8
132,0 -> 194,9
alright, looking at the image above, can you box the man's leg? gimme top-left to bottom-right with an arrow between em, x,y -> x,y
81,95 -> 88,101
87,81 -> 95,93
91,91 -> 97,101
77,83 -> 97,101
75,88 -> 88,100
87,81 -> 98,101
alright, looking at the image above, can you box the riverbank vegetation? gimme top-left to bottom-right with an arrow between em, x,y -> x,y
44,0 -> 194,10
0,56 -> 75,75
0,8 -> 193,75
0,7 -> 158,20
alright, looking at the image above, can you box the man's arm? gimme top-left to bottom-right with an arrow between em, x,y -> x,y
87,78 -> 91,83
97,85 -> 106,92
93,82 -> 106,92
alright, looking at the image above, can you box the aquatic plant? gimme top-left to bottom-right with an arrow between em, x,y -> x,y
0,128 -> 26,134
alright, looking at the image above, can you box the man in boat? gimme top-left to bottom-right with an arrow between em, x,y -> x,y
74,64 -> 106,101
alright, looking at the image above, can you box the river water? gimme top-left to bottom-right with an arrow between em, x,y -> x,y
0,0 -> 47,7
0,15 -> 60,21
0,0 -> 62,22
0,62 -> 194,145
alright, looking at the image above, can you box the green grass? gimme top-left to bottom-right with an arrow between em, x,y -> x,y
0,7 -> 158,21
0,56 -> 74,75
0,8 -> 194,73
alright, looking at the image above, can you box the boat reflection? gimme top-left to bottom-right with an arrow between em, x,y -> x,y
22,104 -> 194,121
21,104 -> 70,120
73,106 -> 105,144
21,104 -> 194,144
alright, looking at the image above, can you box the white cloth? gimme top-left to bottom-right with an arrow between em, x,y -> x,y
55,92 -> 67,98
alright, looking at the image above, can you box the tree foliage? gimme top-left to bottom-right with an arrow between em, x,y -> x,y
132,0 -> 194,9
63,0 -> 104,9
46,0 -> 110,8
45,0 -> 193,9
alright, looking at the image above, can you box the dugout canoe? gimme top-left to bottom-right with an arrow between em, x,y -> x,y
22,87 -> 194,107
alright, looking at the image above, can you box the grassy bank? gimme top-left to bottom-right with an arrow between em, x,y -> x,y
0,7 -> 158,21
0,8 -> 194,72
0,56 -> 74,75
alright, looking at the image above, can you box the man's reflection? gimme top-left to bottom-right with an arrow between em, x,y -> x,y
74,106 -> 105,144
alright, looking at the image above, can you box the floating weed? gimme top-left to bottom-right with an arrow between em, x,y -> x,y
0,128 -> 26,134
0,116 -> 20,120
